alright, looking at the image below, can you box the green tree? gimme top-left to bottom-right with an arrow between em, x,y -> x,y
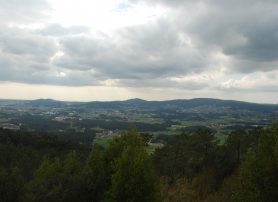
23,157 -> 63,202
61,151 -> 82,202
153,129 -> 218,182
234,125 -> 278,202
105,129 -> 159,202
0,166 -> 24,202
80,145 -> 108,202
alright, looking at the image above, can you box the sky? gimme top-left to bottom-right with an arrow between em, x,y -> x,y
0,0 -> 278,103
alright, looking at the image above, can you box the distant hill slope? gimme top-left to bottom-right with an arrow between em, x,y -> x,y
81,98 -> 278,112
0,98 -> 277,112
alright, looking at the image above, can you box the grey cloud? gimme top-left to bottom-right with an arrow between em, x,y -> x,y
38,24 -> 90,36
0,0 -> 50,23
0,62 -> 101,86
128,0 -> 193,7
0,26 -> 108,86
218,83 -> 278,93
0,25 -> 60,85
0,26 -> 57,63
56,20 -> 211,82
130,0 -> 277,7
0,47 -> 102,86
1,0 -> 278,94
116,77 -> 208,90
223,23 -> 278,62
130,0 -> 278,73
185,0 -> 278,72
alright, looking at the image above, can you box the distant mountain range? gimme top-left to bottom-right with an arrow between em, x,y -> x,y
1,98 -> 277,134
0,98 -> 278,112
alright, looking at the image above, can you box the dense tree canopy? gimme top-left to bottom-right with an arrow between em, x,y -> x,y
0,124 -> 278,202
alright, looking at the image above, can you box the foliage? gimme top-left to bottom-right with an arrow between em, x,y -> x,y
0,128 -> 159,202
153,127 -> 267,201
1,124 -> 278,202
105,130 -> 159,202
233,124 -> 278,202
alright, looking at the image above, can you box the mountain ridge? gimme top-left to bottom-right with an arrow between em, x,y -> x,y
0,97 -> 277,105
1,98 -> 277,113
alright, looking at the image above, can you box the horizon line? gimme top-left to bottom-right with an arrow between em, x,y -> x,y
0,97 -> 277,105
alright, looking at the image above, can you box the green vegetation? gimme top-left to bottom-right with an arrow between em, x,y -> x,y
0,98 -> 277,147
152,124 -> 278,201
233,125 -> 278,202
0,117 -> 278,201
0,128 -> 159,202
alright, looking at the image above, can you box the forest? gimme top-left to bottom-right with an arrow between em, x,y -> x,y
0,123 -> 278,202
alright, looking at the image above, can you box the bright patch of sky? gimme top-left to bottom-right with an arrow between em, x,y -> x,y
47,0 -> 167,32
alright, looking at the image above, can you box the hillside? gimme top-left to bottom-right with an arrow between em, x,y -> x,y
0,98 -> 277,145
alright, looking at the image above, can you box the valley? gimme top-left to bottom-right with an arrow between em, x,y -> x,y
1,98 -> 277,146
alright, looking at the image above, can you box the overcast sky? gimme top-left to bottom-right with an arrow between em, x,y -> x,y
0,0 -> 278,103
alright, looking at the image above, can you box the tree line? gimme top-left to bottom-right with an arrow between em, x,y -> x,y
0,128 -> 158,202
0,123 -> 278,201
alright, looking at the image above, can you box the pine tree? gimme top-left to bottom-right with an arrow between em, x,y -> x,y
105,129 -> 159,202
234,124 -> 278,202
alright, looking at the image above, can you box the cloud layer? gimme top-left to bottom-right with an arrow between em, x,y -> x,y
1,0 -> 278,102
